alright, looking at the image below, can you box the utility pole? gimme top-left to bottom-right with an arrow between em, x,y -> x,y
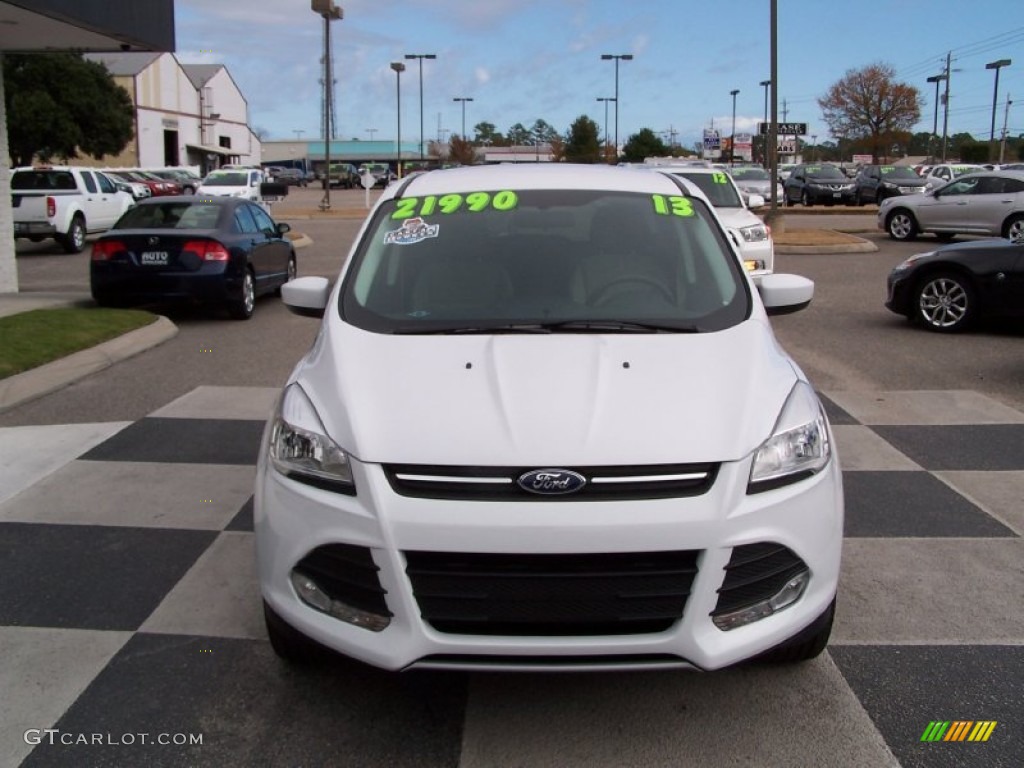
941,51 -> 952,161
1000,93 -> 1013,163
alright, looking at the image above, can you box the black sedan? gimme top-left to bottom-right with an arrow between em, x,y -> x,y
91,196 -> 296,319
885,238 -> 1024,332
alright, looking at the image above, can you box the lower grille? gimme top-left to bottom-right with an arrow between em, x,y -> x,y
711,542 -> 808,616
294,543 -> 392,617
404,550 -> 700,636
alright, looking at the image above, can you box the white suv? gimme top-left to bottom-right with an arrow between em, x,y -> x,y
652,166 -> 774,281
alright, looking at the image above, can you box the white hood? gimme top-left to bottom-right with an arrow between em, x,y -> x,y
297,319 -> 800,467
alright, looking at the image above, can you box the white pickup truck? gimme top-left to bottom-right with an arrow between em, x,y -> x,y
12,166 -> 135,253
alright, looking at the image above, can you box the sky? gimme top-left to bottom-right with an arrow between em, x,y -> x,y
175,0 -> 1024,153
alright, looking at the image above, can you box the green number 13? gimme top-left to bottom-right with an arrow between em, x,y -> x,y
652,194 -> 695,217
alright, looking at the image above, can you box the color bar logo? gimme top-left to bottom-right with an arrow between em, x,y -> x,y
920,721 -> 997,742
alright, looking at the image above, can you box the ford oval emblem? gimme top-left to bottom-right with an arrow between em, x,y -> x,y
517,468 -> 587,495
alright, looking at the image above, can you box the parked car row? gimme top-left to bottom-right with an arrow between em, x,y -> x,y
100,168 -> 202,199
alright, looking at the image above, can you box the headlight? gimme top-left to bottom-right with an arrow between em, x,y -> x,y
738,223 -> 769,242
748,382 -> 831,494
882,182 -> 898,189
892,252 -> 934,272
270,384 -> 355,494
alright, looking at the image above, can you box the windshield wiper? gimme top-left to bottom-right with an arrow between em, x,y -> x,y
391,321 -> 701,335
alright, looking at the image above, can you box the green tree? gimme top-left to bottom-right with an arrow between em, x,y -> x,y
473,121 -> 505,146
4,53 -> 134,167
507,122 -> 531,145
622,128 -> 668,163
563,115 -> 601,163
818,63 -> 921,163
530,119 -> 558,145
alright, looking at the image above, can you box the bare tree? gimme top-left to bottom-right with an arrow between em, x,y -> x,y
818,63 -> 920,163
448,135 -> 477,165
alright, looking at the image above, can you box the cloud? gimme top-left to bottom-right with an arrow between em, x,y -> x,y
475,67 -> 491,85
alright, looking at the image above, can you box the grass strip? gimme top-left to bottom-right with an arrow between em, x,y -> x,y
0,308 -> 156,379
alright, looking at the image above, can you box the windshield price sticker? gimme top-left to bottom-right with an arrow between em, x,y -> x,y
651,194 -> 695,217
391,190 -> 518,219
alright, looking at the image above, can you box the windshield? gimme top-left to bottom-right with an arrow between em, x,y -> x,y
341,188 -> 750,334
731,168 -> 770,182
804,165 -> 846,180
114,201 -> 223,230
880,166 -> 921,180
202,171 -> 247,186
668,172 -> 743,207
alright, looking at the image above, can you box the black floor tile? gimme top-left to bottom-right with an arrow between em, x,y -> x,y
79,418 -> 266,466
0,523 -> 216,631
225,495 -> 254,532
871,424 -> 1024,471
843,471 -> 1017,538
831,645 -> 1024,768
818,393 -> 858,425
22,633 -> 468,768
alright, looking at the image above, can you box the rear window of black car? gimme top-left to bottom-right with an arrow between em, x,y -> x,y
114,202 -> 223,230
12,171 -> 77,191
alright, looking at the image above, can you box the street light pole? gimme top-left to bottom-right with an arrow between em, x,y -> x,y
941,51 -> 952,162
759,79 -> 771,166
390,62 -> 405,178
311,0 -> 342,211
986,58 -> 1011,163
596,97 -> 614,160
729,88 -> 739,167
404,53 -> 436,160
453,97 -> 474,139
601,53 -> 633,156
926,73 -> 946,162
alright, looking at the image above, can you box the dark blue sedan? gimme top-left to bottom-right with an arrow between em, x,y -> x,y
90,196 -> 296,319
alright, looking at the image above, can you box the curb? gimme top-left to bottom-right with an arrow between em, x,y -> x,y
776,237 -> 878,254
0,315 -> 178,412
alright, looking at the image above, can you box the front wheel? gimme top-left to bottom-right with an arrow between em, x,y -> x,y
886,210 -> 918,241
59,215 -> 87,253
914,271 -> 975,332
801,190 -> 811,207
1003,214 -> 1024,243
228,268 -> 255,320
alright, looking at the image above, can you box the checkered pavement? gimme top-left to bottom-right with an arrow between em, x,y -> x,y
1,386 -> 1021,767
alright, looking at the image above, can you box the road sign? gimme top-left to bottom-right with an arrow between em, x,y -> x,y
759,122 -> 807,136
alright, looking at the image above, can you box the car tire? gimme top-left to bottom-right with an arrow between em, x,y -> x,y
264,601 -> 330,665
874,190 -> 884,206
1003,214 -> 1024,243
274,253 -> 297,297
855,191 -> 865,207
229,268 -> 256,320
59,215 -> 87,254
754,598 -> 835,663
913,271 -> 976,332
886,210 -> 918,241
801,190 -> 811,207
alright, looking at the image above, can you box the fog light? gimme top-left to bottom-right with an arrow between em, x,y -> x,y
712,570 -> 810,631
289,571 -> 391,632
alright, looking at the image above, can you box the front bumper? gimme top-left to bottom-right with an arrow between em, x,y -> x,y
806,187 -> 857,205
256,444 -> 843,672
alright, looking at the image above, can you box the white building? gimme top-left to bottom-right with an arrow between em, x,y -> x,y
83,52 -> 260,174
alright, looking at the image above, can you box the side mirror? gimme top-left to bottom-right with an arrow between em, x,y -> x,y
282,276 -> 330,318
276,222 -> 291,235
747,194 -> 765,208
758,273 -> 814,316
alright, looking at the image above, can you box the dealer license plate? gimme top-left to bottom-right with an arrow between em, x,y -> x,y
140,251 -> 169,265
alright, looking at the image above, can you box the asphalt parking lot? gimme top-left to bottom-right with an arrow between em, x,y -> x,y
2,196 -> 1022,767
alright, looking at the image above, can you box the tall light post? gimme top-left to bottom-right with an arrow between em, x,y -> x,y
404,53 -> 436,160
926,73 -> 946,161
729,88 -> 739,166
986,58 -> 1011,162
390,62 -> 405,177
596,97 -> 615,160
453,97 -> 474,139
759,79 -> 771,166
366,128 -> 377,141
312,0 -> 342,211
601,53 -> 633,155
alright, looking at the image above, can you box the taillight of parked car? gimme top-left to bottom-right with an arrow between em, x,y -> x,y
47,196 -> 56,218
182,239 -> 230,261
91,240 -> 127,261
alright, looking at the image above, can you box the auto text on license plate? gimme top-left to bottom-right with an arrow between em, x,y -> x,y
140,251 -> 169,265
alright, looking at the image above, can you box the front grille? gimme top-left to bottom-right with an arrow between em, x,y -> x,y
404,550 -> 700,636
293,543 -> 392,617
384,463 -> 718,501
711,542 -> 808,616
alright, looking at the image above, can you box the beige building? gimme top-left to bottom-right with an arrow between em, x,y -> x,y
83,52 -> 261,175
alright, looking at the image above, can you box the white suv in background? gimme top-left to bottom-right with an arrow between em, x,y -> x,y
653,166 -> 775,281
